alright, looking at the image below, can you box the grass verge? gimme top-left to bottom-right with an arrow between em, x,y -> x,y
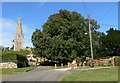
1,65 -> 37,76
61,66 -> 118,81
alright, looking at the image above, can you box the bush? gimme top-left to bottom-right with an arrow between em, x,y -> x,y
16,54 -> 29,68
17,61 -> 29,68
2,52 -> 17,62
1,50 -> 30,68
116,56 -> 120,66
107,61 -> 112,66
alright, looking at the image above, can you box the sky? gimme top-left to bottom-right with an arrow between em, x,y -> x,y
1,2 -> 118,48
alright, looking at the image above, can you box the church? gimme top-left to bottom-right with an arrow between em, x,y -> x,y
13,16 -> 24,51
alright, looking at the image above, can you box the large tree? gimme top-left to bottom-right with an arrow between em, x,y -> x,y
101,28 -> 120,56
31,9 -> 101,64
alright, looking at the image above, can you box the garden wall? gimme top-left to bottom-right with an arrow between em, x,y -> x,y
0,62 -> 17,68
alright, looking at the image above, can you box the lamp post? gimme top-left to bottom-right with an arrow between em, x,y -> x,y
88,14 -> 94,67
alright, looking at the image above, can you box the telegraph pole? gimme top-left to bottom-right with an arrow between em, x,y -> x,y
88,14 -> 94,67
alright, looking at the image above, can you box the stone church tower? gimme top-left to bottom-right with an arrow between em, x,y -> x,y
13,16 -> 24,51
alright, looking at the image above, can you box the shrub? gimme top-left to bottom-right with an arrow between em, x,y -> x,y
1,50 -> 30,68
2,51 -> 17,62
17,61 -> 29,68
107,61 -> 112,66
116,56 -> 120,66
16,53 -> 29,68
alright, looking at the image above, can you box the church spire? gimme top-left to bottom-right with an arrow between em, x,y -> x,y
18,16 -> 21,24
14,16 -> 24,51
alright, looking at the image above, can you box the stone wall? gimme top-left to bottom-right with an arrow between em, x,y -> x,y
0,62 -> 17,68
86,57 -> 115,66
94,58 -> 113,66
68,59 -> 77,69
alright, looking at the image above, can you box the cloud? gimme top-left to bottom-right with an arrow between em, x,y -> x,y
1,17 -> 34,48
1,18 -> 16,47
2,18 -> 16,31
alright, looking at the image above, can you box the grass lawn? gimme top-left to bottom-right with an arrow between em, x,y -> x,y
1,65 -> 37,75
61,66 -> 118,81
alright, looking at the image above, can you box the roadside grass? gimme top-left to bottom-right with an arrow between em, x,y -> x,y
1,65 -> 37,75
61,66 -> 118,81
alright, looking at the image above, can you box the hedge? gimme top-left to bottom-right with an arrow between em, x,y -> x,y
16,53 -> 29,68
2,52 -> 17,62
1,50 -> 29,68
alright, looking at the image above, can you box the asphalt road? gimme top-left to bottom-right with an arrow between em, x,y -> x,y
2,66 -> 70,81
2,66 -> 112,81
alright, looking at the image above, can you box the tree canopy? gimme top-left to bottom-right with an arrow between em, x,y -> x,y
31,9 -> 119,64
101,28 -> 120,56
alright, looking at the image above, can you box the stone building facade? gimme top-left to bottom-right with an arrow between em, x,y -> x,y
14,16 -> 24,51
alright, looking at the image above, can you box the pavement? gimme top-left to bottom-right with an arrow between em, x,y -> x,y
2,66 -> 70,81
2,66 -> 112,81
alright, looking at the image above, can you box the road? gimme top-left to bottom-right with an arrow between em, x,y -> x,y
2,66 -> 70,81
2,66 -> 112,81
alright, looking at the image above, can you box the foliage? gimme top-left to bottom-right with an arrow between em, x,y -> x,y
101,28 -> 120,56
16,50 -> 29,68
2,51 -> 17,62
31,9 -> 103,64
17,49 -> 30,57
0,46 -> 10,52
116,56 -> 120,66
1,50 -> 30,68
